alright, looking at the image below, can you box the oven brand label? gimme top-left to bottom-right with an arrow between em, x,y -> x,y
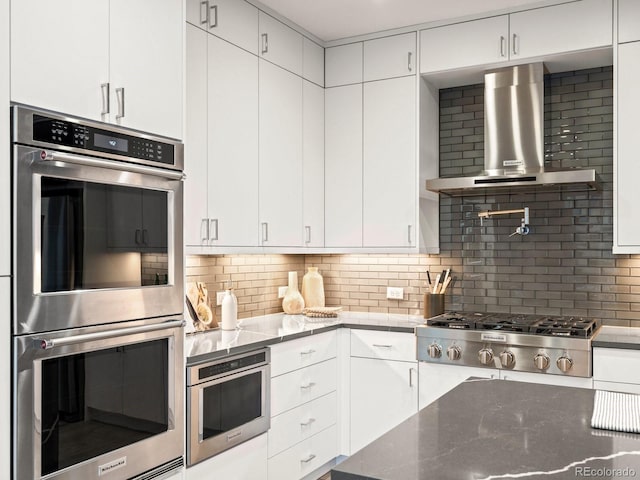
98,457 -> 127,476
481,333 -> 507,343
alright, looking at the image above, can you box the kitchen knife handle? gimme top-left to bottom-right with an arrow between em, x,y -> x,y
500,36 -> 506,57
115,87 -> 125,119
100,82 -> 110,115
199,1 -> 208,25
209,4 -> 218,28
261,33 -> 269,54
407,52 -> 412,72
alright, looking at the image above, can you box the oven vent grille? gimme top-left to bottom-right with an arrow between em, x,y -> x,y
130,457 -> 185,480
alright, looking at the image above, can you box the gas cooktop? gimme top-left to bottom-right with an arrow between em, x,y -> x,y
426,311 -> 599,338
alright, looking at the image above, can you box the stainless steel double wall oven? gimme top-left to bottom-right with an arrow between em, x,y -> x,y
11,105 -> 185,480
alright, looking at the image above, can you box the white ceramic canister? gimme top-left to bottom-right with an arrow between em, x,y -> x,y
221,288 -> 238,330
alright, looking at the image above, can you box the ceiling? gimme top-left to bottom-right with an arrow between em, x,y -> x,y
256,0 -> 549,43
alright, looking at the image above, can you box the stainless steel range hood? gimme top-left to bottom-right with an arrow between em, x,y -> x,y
426,63 -> 600,196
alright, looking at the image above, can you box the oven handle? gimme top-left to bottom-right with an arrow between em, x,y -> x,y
41,149 -> 185,181
34,319 -> 185,350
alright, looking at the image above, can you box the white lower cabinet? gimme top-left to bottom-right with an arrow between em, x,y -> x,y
593,347 -> 640,393
501,370 -> 593,389
185,433 -> 268,480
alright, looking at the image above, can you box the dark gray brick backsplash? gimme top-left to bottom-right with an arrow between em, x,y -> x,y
435,66 -> 640,326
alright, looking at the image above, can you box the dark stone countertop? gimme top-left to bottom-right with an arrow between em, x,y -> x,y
593,326 -> 640,350
185,312 -> 424,366
332,378 -> 640,480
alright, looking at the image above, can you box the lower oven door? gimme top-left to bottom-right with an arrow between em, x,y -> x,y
187,357 -> 270,466
13,317 -> 184,480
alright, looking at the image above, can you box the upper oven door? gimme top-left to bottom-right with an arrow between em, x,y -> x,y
13,145 -> 184,334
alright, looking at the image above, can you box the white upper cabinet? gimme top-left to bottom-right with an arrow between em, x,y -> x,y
618,0 -> 640,43
325,43 -> 363,87
11,0 -> 182,139
420,16 -> 508,74
614,41 -> 640,253
303,81 -> 325,248
259,60 -> 303,247
363,76 -> 416,248
509,0 -> 612,60
325,84 -> 363,248
303,37 -> 325,87
110,0 -> 183,139
11,0 -> 110,122
259,12 -> 303,76
363,32 -> 416,81
186,0 -> 259,55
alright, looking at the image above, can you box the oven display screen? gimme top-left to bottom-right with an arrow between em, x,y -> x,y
94,132 -> 129,152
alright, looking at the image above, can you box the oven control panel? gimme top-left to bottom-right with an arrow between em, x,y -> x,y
31,114 -> 175,165
190,349 -> 270,385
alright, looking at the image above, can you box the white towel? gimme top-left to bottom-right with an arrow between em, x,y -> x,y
591,390 -> 640,433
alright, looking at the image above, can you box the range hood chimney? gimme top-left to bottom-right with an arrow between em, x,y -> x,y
426,63 -> 599,196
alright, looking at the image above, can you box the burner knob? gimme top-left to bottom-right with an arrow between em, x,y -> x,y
428,343 -> 442,359
534,353 -> 550,371
499,350 -> 516,368
557,356 -> 573,373
478,348 -> 494,365
447,345 -> 462,361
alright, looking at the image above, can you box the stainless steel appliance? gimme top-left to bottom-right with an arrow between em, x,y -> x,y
187,348 -> 270,466
12,104 -> 184,334
14,317 -> 185,480
416,312 -> 599,377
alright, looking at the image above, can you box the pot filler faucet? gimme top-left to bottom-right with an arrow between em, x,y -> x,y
478,207 -> 530,237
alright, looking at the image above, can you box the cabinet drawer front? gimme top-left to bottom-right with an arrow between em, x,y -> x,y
268,391 -> 337,458
593,348 -> 640,384
350,330 -> 416,361
271,358 -> 337,416
594,381 -> 640,395
270,331 -> 337,377
267,425 -> 337,480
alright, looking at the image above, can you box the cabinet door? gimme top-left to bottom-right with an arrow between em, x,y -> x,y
303,80 -> 325,248
184,25 -> 210,247
418,363 -> 498,410
364,32 -> 416,81
0,0 -> 8,277
615,42 -> 640,251
110,0 -> 183,139
325,84 -> 363,247
209,36 -> 259,246
303,38 -> 325,87
107,189 -> 143,250
619,0 -> 640,43
10,0 -> 109,121
259,12 -> 303,75
187,0 -> 259,54
509,0 -> 612,61
141,191 -> 168,249
259,60 -> 303,246
363,76 -> 416,247
350,357 -> 418,453
420,16 -> 508,74
325,43 -> 363,87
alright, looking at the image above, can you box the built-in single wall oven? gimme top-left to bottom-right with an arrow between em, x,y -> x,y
11,105 -> 185,480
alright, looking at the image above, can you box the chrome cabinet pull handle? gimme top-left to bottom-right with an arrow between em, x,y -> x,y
407,52 -> 412,72
408,224 -> 412,244
209,4 -> 218,28
373,344 -> 392,348
300,349 -> 316,355
100,82 -> 110,115
142,229 -> 148,245
261,33 -> 268,54
135,229 -> 142,245
261,222 -> 268,242
305,225 -> 311,244
35,319 -> 185,350
512,33 -> 518,55
300,382 -> 316,390
201,218 -> 209,242
409,367 -> 416,387
500,36 -> 506,57
210,219 -> 218,241
115,87 -> 125,119
301,454 -> 316,464
300,418 -> 316,427
199,1 -> 208,25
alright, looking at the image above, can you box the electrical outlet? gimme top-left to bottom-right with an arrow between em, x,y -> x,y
216,291 -> 225,306
278,286 -> 288,299
386,287 -> 404,300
